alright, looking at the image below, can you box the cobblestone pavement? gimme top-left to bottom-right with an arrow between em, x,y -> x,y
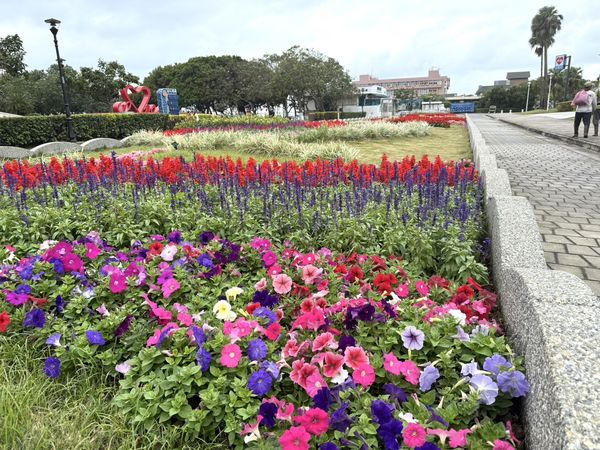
472,114 -> 600,295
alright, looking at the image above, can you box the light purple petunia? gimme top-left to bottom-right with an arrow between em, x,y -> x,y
497,371 -> 530,397
419,364 -> 440,391
86,330 -> 106,346
470,374 -> 498,405
45,332 -> 62,347
401,326 -> 425,351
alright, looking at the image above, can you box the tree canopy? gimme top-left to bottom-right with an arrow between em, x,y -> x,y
0,34 -> 26,76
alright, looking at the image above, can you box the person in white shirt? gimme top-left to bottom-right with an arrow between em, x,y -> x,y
572,81 -> 598,138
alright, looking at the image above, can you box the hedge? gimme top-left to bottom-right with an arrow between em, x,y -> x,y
556,101 -> 574,112
307,111 -> 366,121
174,114 -> 290,130
0,114 -> 184,147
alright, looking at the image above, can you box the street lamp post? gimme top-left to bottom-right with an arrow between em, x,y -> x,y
525,80 -> 532,112
546,73 -> 553,112
44,18 -> 76,142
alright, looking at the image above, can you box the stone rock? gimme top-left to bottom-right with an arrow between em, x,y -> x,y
0,146 -> 31,159
81,138 -> 123,151
30,142 -> 82,156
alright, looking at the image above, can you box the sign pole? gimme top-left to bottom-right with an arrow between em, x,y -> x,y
564,55 -> 571,101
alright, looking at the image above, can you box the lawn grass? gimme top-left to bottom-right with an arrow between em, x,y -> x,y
0,337 -> 226,450
46,125 -> 471,164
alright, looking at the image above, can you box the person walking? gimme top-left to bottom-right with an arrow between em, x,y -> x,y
572,81 -> 597,138
593,83 -> 600,137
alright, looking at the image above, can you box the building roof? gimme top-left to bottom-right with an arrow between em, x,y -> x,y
506,71 -> 530,80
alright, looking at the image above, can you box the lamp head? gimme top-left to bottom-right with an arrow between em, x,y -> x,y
45,18 -> 61,35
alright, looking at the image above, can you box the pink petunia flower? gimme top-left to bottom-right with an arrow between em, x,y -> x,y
383,352 -> 402,376
85,243 -> 101,260
262,251 -> 278,267
492,440 -> 516,450
96,304 -> 110,317
398,360 -> 421,385
448,428 -> 472,448
160,244 -> 178,261
344,346 -> 370,370
396,284 -> 410,298
312,332 -> 337,352
162,278 -> 180,299
276,401 -> 295,422
293,408 -> 329,436
220,344 -> 242,368
241,415 -> 262,444
415,280 -> 429,297
272,274 -> 293,294
110,272 -> 128,294
254,277 -> 268,291
352,363 -> 375,388
301,253 -> 318,266
302,265 -> 323,285
305,372 -> 328,398
403,423 -> 427,448
322,352 -> 345,378
267,264 -> 282,276
177,312 -> 193,327
279,426 -> 311,450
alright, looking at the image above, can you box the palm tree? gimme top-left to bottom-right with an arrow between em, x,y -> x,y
529,6 -> 563,108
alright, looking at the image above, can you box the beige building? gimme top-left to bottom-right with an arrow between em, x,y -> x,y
353,69 -> 451,96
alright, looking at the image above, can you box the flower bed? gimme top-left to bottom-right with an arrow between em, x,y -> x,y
0,156 -> 486,282
0,232 -> 525,449
388,115 -> 466,128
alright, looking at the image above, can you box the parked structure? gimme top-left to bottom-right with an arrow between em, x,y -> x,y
477,71 -> 530,95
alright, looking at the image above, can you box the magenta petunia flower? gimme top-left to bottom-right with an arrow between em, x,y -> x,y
403,423 -> 427,448
85,243 -> 101,260
279,426 -> 311,450
162,277 -> 180,298
294,408 -> 329,436
220,343 -> 242,368
383,352 -> 402,376
352,363 -> 375,387
109,272 -> 127,294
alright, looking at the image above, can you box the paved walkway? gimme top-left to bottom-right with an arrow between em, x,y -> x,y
493,112 -> 600,153
471,114 -> 600,295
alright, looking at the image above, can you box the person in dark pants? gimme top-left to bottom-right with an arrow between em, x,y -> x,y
572,81 -> 597,138
593,85 -> 600,137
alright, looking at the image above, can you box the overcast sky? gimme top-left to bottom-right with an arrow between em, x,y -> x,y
2,0 -> 600,95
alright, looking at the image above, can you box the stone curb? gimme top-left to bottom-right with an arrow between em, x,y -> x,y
81,138 -> 124,151
30,142 -> 82,156
491,115 -> 600,154
466,115 -> 599,450
1,137 -> 132,159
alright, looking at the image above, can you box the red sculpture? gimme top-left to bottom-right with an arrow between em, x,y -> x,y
112,85 -> 159,113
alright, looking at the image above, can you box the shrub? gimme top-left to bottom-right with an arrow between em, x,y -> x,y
556,101 -> 574,112
0,114 -> 184,147
174,114 -> 289,130
307,111 -> 366,121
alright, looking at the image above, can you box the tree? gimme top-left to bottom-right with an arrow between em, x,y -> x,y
268,46 -> 354,115
479,85 -> 529,111
0,34 -> 26,76
549,66 -> 584,103
529,6 -> 563,108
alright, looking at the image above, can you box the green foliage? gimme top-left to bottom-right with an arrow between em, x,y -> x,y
0,113 -> 183,147
0,34 -> 26,76
306,111 -> 366,121
478,85 -> 529,111
556,101 -> 573,112
174,114 -> 289,130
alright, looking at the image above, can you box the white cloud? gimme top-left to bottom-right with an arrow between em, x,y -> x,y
1,0 -> 599,95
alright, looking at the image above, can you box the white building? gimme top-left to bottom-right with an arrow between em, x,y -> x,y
337,85 -> 394,118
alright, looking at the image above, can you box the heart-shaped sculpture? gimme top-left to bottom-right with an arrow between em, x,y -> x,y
113,85 -> 158,113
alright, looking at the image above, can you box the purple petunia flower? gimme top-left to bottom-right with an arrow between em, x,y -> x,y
114,315 -> 134,338
461,361 -> 480,377
23,309 -> 45,328
313,387 -> 332,412
44,357 -> 61,379
401,326 -> 425,350
415,443 -> 441,450
55,295 -> 65,314
247,339 -> 268,361
384,383 -> 408,403
483,355 -> 513,376
371,399 -> 395,425
338,335 -> 356,353
454,326 -> 471,342
377,418 -> 403,450
86,330 -> 106,346
199,231 -> 215,245
497,370 -> 530,397
168,230 -> 182,244
330,401 -> 353,432
15,284 -> 31,295
261,360 -> 280,380
196,346 -> 212,372
191,326 -> 206,346
258,401 -> 277,428
419,364 -> 440,391
247,369 -> 272,397
253,307 -> 277,325
197,253 -> 214,269
470,374 -> 498,405
253,290 -> 279,308
45,332 -> 61,347
320,444 -> 339,450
